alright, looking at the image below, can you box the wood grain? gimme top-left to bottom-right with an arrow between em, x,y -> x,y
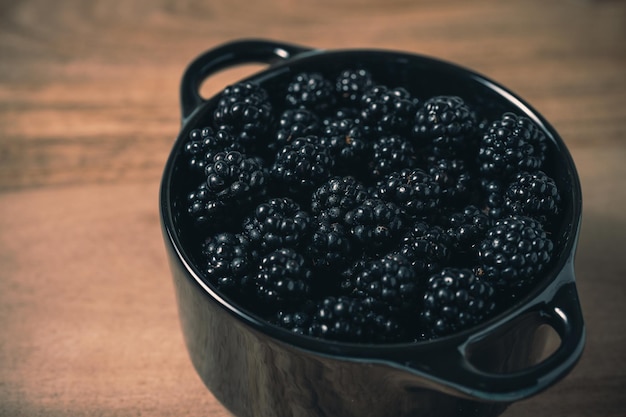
1,0 -> 625,416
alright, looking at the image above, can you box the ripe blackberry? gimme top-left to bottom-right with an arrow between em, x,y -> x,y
183,126 -> 242,174
343,198 -> 404,254
341,253 -> 419,316
360,85 -> 419,135
444,205 -> 493,261
201,232 -> 254,296
213,82 -> 274,147
185,151 -> 268,226
421,268 -> 497,338
477,215 -> 554,291
270,135 -> 334,196
254,248 -> 313,308
285,72 -> 336,114
307,296 -> 403,343
319,117 -> 373,174
310,221 -> 353,271
413,95 -> 478,158
503,170 -> 561,222
478,112 -> 548,179
311,176 -> 370,224
479,178 -> 506,220
396,221 -> 451,278
427,157 -> 474,208
273,308 -> 314,336
375,168 -> 441,219
242,197 -> 312,254
335,68 -> 375,105
272,108 -> 321,152
369,135 -> 417,180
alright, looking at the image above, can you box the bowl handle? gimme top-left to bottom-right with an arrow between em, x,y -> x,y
179,39 -> 312,123
401,260 -> 585,402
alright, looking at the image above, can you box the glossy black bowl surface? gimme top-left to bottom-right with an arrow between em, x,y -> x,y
160,39 -> 584,417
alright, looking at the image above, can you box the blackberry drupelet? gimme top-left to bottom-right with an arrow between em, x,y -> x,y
343,198 -> 404,254
478,112 -> 548,179
396,220 -> 451,279
477,215 -> 554,291
213,82 -> 274,147
272,108 -> 321,152
242,197 -> 312,254
319,117 -> 373,175
307,296 -> 403,343
285,72 -> 336,114
270,135 -> 334,197
311,176 -> 370,224
360,85 -> 419,135
335,68 -> 375,105
503,170 -> 561,222
201,232 -> 254,296
183,126 -> 242,174
341,253 -> 420,316
413,95 -> 478,158
375,168 -> 442,220
369,135 -> 417,180
310,221 -> 353,271
420,268 -> 497,338
254,248 -> 313,308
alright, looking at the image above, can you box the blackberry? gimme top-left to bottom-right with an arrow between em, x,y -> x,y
343,198 -> 404,254
375,168 -> 441,219
272,108 -> 321,152
270,135 -> 334,196
396,221 -> 451,278
186,181 -> 213,226
254,248 -> 313,308
420,268 -> 497,338
310,221 -> 353,271
311,176 -> 370,224
183,126 -> 242,174
413,95 -> 478,158
319,117 -> 373,174
307,296 -> 403,343
477,215 -> 554,291
273,308 -> 314,336
444,205 -> 493,260
341,253 -> 420,316
201,232 -> 254,296
503,170 -> 561,222
335,68 -> 375,105
285,72 -> 336,114
479,178 -> 506,220
478,112 -> 548,179
242,197 -> 312,254
213,82 -> 274,147
186,151 -> 268,226
360,85 -> 419,135
370,135 -> 417,180
427,157 -> 474,208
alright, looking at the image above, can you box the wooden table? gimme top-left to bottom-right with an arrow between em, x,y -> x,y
1,1 -> 624,416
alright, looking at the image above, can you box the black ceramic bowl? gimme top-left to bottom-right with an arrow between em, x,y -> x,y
160,39 -> 584,417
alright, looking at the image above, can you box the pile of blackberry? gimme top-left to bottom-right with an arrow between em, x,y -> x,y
177,69 -> 562,343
